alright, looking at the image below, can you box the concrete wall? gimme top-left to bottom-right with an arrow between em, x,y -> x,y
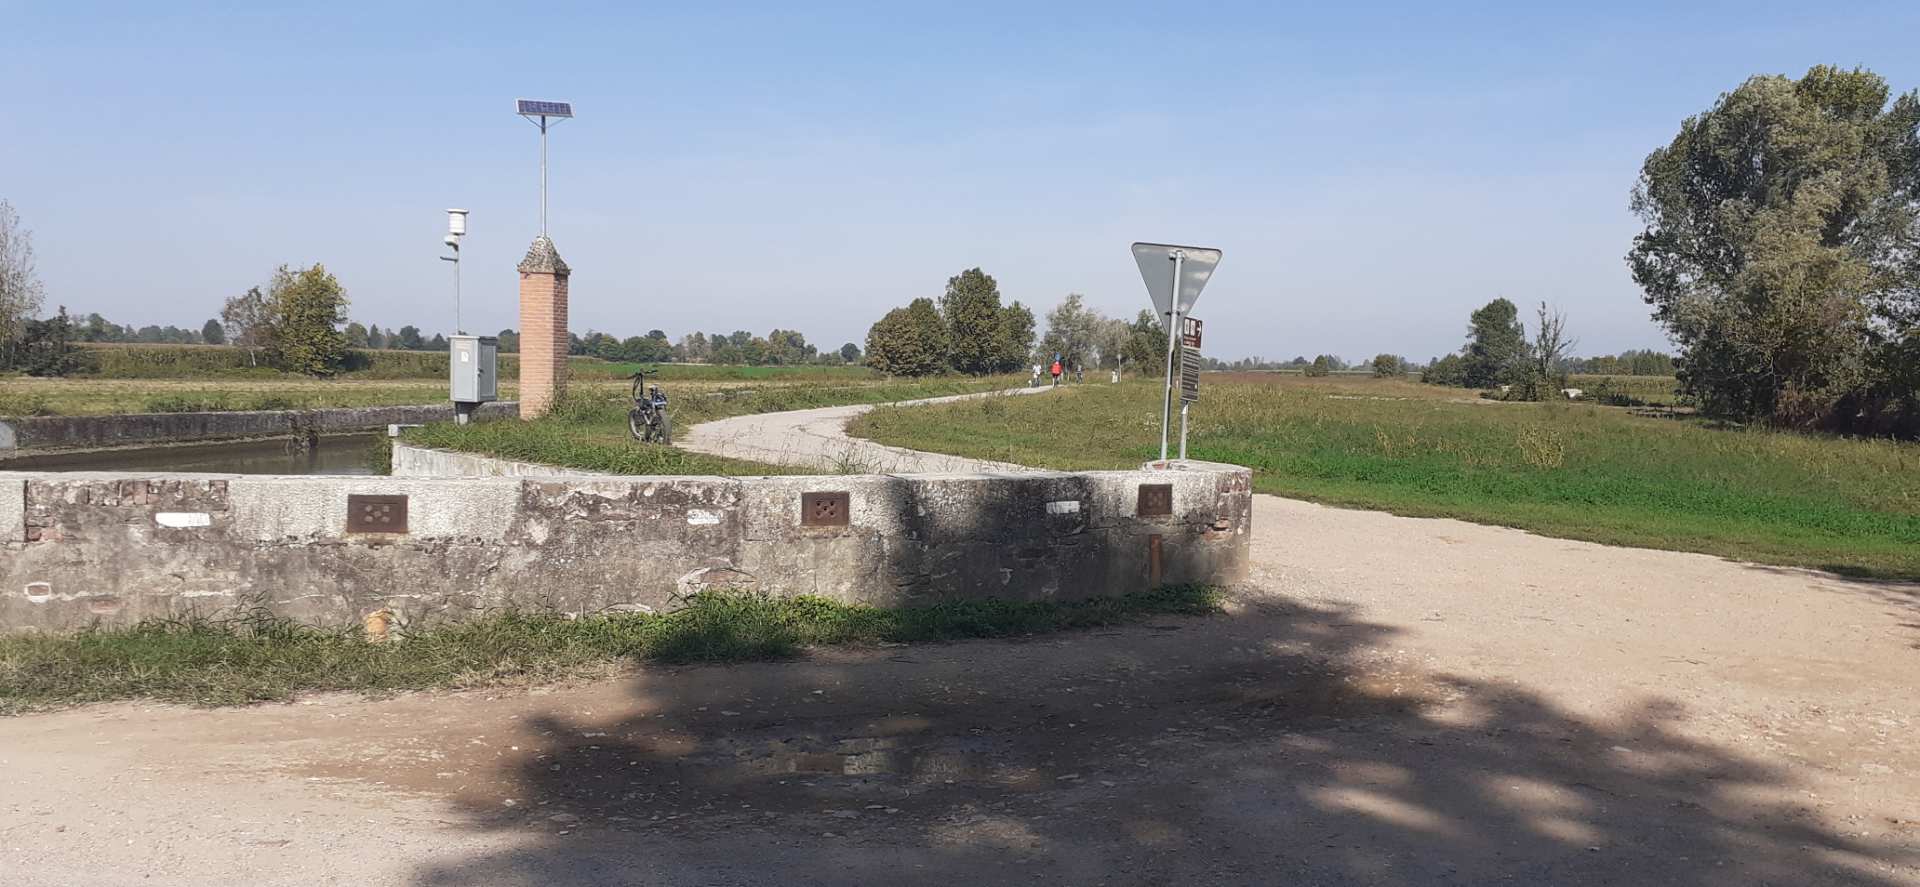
0,463 -> 1252,631
0,402 -> 519,454
391,442 -> 610,478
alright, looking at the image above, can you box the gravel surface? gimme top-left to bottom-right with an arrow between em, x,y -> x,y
3,397 -> 1917,886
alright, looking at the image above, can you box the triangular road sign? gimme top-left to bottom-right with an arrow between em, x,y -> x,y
1132,242 -> 1222,327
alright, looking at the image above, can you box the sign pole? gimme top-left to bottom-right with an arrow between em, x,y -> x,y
1159,250 -> 1184,462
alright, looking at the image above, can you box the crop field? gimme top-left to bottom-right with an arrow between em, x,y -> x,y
851,374 -> 1920,580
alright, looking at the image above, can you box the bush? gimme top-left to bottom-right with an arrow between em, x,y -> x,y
1422,353 -> 1467,386
0,391 -> 53,416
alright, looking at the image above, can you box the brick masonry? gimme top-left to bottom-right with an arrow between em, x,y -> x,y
517,235 -> 571,419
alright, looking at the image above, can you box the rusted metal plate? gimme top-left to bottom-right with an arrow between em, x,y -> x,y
347,494 -> 409,533
800,491 -> 850,527
1137,483 -> 1173,517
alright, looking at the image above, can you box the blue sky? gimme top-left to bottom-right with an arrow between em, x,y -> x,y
3,1 -> 1917,362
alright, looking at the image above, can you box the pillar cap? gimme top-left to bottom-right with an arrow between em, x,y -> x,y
517,234 -> 570,275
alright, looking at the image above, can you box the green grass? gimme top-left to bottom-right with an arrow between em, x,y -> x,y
0,377 -> 496,416
0,587 -> 1219,712
406,375 -> 1018,475
850,378 -> 1920,580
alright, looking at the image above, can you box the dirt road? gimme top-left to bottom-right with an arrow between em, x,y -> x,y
3,401 -> 1918,885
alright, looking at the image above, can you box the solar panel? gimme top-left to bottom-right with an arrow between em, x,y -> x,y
516,99 -> 573,118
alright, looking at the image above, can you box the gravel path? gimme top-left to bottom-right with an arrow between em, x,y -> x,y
680,386 -> 1054,473
4,393 -> 1919,885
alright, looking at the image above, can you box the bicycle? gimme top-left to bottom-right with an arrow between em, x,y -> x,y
628,370 -> 671,444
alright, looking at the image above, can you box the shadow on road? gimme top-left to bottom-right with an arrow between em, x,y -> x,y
411,596 -> 1911,885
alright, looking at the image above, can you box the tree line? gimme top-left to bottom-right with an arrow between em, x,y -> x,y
862,267 -> 1171,377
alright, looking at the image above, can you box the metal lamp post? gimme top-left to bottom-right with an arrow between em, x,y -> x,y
440,209 -> 467,335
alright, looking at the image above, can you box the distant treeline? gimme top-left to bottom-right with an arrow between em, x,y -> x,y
1198,349 -> 1676,377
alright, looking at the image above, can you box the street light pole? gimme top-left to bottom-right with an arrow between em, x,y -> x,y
516,100 -> 573,238
442,209 -> 468,335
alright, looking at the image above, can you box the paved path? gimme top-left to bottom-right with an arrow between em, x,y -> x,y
5,391 -> 1919,885
680,386 -> 1054,473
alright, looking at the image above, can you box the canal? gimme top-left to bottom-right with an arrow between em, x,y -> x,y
0,433 -> 385,475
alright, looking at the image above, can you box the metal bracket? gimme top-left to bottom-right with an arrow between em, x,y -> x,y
1136,484 -> 1173,517
800,491 -> 850,527
347,494 -> 409,534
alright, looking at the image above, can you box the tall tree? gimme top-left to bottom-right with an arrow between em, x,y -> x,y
1530,302 -> 1574,383
1038,293 -> 1102,370
394,325 -> 424,350
865,297 -> 948,377
15,306 -> 78,376
1460,298 -> 1527,388
1629,66 -> 1920,430
0,200 -> 45,369
1121,309 -> 1169,374
838,342 -> 862,363
676,331 -> 709,362
200,318 -> 225,345
366,324 -> 386,350
263,264 -> 350,375
1092,316 -> 1130,371
994,301 -> 1036,373
342,321 -> 369,348
220,286 -> 271,366
939,267 -> 1009,375
495,328 -> 519,353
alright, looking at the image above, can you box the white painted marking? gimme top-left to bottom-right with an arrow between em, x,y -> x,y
155,512 -> 212,528
1046,500 -> 1082,514
687,509 -> 722,526
24,582 -> 52,604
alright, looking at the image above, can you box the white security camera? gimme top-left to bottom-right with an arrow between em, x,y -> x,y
444,234 -> 460,250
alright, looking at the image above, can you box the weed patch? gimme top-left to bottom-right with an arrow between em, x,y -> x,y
0,587 -> 1219,712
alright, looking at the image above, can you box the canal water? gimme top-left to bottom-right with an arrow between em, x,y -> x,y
0,433 -> 384,475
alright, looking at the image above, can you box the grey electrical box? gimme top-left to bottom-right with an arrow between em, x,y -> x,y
449,335 -> 498,404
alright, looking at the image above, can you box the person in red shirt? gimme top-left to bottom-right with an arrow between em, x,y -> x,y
1050,359 -> 1063,386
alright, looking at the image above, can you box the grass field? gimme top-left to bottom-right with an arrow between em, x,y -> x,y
0,586 -> 1218,712
0,378 -> 507,416
0,361 -> 887,416
405,374 -> 1018,476
850,375 -> 1920,580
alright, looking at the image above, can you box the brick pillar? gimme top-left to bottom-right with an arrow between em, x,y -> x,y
516,235 -> 571,419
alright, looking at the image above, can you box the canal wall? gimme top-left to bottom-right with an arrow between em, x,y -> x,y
0,402 -> 520,454
0,463 -> 1253,631
390,442 -> 612,478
